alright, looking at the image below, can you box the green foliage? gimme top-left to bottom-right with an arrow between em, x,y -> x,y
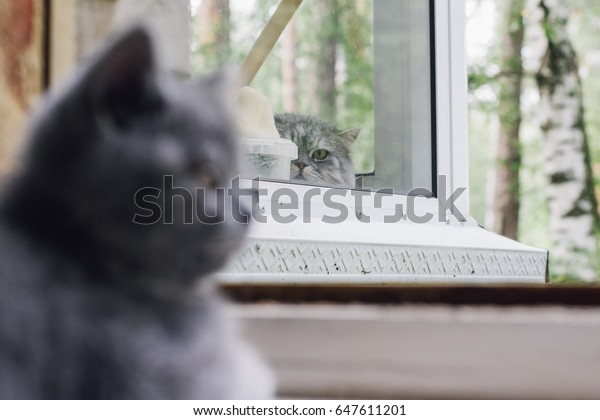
468,65 -> 496,92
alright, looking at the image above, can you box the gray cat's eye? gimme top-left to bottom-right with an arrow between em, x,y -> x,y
311,150 -> 329,161
197,170 -> 218,189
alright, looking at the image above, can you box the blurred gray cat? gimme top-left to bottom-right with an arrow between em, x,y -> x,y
274,113 -> 359,188
0,26 -> 273,399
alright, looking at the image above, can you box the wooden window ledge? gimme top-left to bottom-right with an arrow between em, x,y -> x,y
230,298 -> 600,399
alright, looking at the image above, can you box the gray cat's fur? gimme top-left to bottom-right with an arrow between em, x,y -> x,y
274,113 -> 359,188
0,26 -> 273,399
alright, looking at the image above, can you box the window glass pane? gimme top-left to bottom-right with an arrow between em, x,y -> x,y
368,0 -> 433,194
190,0 -> 434,194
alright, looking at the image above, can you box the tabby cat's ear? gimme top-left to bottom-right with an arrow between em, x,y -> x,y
339,127 -> 361,145
84,26 -> 160,128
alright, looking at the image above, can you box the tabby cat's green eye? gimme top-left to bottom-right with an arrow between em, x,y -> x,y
312,149 -> 329,161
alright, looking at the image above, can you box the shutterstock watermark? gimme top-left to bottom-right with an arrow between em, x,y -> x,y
133,175 -> 466,225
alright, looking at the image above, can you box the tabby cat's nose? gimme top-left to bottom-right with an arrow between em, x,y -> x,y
295,161 -> 307,171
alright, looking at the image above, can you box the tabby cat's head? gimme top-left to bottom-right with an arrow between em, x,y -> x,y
274,113 -> 358,188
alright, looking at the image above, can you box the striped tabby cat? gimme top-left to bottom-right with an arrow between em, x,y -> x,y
275,113 -> 359,188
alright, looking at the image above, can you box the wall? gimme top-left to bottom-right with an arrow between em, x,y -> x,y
0,0 -> 45,176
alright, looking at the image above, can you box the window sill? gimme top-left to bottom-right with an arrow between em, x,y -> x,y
231,301 -> 600,399
219,181 -> 548,284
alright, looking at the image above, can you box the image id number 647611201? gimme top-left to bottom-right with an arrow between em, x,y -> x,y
334,405 -> 406,416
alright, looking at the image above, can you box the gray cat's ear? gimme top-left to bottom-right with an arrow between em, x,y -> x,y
339,127 -> 361,145
84,25 -> 161,127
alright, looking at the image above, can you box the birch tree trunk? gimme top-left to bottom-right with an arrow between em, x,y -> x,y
493,0 -> 526,240
536,0 -> 599,281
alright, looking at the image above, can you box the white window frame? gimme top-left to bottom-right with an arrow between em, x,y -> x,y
219,0 -> 548,284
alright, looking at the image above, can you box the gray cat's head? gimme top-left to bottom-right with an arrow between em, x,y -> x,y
274,114 -> 358,188
2,26 -> 247,285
